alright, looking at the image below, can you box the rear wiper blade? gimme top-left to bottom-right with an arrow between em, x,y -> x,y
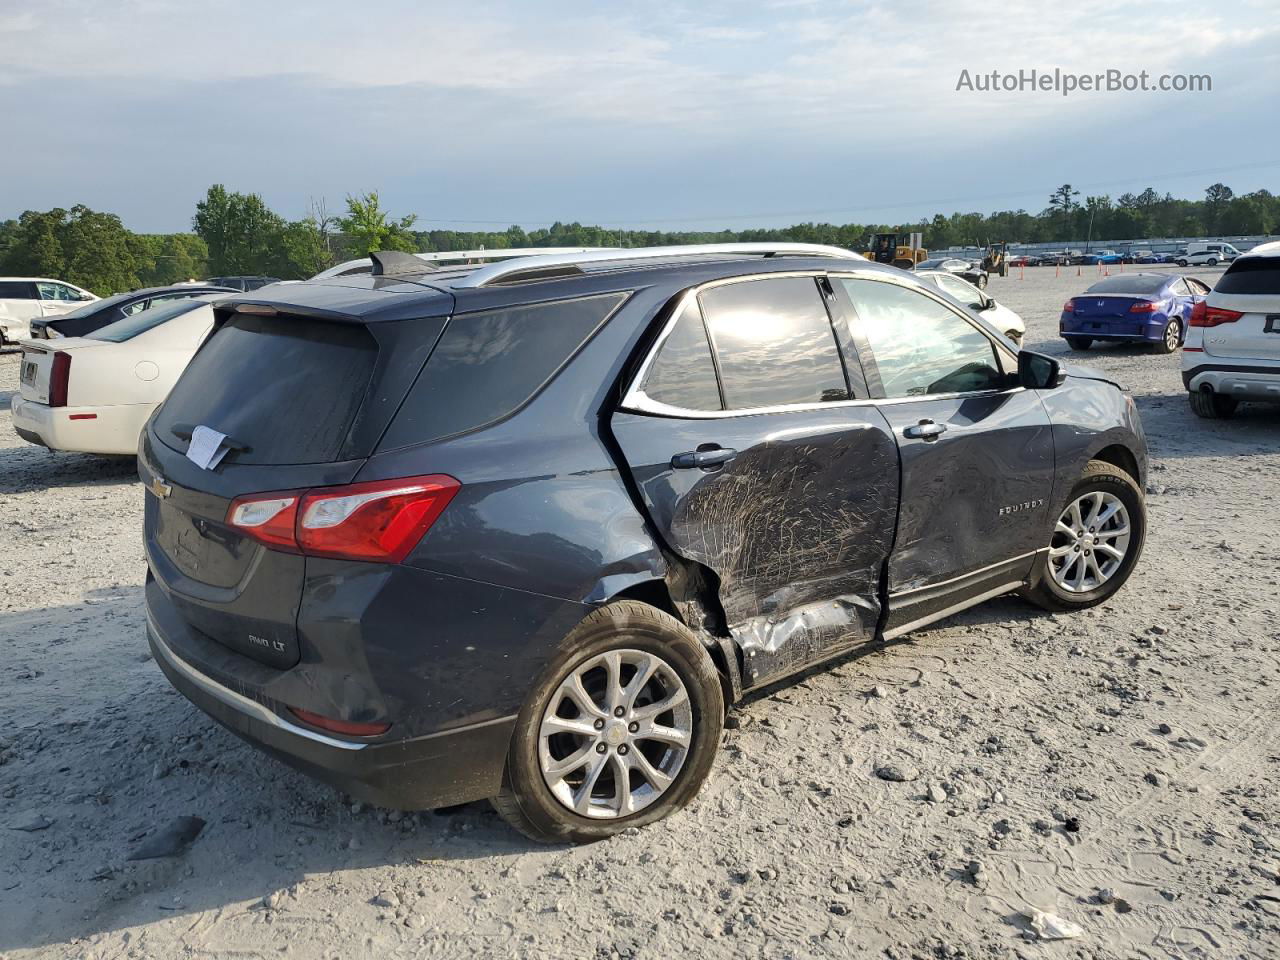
168,423 -> 252,453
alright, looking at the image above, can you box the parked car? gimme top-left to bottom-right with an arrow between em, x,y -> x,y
140,244 -> 1148,842
29,284 -> 234,339
914,257 -> 989,288
1182,243 -> 1280,418
1131,251 -> 1162,265
205,276 -> 283,292
914,270 -> 1026,345
1060,273 -> 1210,353
1039,251 -> 1076,267
0,278 -> 98,346
1176,242 -> 1242,267
1073,250 -> 1122,266
11,297 -> 220,455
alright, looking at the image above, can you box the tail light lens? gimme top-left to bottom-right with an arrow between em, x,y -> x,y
227,474 -> 460,563
288,707 -> 390,737
1128,300 -> 1159,313
1062,300 -> 1076,313
1189,301 -> 1243,327
49,352 -> 71,408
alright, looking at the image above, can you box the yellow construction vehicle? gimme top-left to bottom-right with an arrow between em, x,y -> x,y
866,232 -> 927,270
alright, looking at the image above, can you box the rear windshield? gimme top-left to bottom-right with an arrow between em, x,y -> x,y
156,314 -> 378,465
87,299 -> 207,342
379,292 -> 626,449
1085,276 -> 1168,295
1216,257 -> 1280,295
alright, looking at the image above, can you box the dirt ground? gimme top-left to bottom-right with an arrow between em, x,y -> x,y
2,265 -> 1278,960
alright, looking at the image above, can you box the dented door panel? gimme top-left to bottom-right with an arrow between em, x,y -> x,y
610,407 -> 899,687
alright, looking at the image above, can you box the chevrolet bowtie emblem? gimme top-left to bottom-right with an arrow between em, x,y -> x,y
150,475 -> 173,499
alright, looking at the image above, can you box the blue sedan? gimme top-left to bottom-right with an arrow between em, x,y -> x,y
1060,272 -> 1211,353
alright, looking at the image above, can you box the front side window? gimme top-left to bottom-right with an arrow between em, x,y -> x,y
837,279 -> 1003,399
699,277 -> 848,409
37,282 -> 76,301
638,299 -> 722,411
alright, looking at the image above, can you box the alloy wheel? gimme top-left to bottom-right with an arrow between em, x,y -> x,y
1165,321 -> 1180,351
1048,491 -> 1132,593
538,649 -> 692,819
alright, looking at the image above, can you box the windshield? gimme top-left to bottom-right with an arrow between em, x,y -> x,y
57,291 -> 133,320
86,298 -> 208,343
1085,276 -> 1169,295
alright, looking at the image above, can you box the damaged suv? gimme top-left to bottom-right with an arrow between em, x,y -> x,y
141,245 -> 1148,842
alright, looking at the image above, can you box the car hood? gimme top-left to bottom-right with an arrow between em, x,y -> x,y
1063,361 -> 1124,390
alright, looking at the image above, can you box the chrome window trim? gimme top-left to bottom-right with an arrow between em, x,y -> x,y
620,269 -> 1020,419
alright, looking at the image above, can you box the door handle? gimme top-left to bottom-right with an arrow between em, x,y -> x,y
671,446 -> 738,469
903,420 -> 947,441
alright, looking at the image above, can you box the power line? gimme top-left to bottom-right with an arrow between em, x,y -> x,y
409,158 -> 1280,229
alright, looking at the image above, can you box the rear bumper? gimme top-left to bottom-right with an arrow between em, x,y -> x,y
10,395 -> 150,455
1182,360 -> 1280,401
148,611 -> 516,809
1060,315 -> 1170,342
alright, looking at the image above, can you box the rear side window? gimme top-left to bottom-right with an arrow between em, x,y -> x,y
380,292 -> 626,449
1216,258 -> 1280,295
638,299 -> 722,411
156,314 -> 378,465
0,281 -> 36,299
839,279 -> 1002,398
700,277 -> 848,409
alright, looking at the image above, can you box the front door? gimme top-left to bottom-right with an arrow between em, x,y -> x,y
831,275 -> 1056,637
610,275 -> 899,686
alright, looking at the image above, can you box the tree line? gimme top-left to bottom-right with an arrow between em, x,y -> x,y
1,182 -> 1276,297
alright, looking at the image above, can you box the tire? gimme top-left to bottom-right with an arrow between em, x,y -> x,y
1207,258 -> 1219,267
1176,259 -> 1188,267
976,274 -> 988,289
1022,460 -> 1145,612
490,600 -> 724,843
1154,319 -> 1181,354
1064,336 -> 1092,350
1004,330 -> 1022,347
1188,390 -> 1238,419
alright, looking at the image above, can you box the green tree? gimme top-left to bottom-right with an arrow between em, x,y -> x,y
339,191 -> 418,256
278,216 -> 333,278
193,184 -> 287,275
1204,182 -> 1235,234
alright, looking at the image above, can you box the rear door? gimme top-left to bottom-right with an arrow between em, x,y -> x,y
141,308 -> 445,668
832,275 -> 1056,636
610,275 -> 899,686
1203,258 -> 1280,361
0,281 -> 40,333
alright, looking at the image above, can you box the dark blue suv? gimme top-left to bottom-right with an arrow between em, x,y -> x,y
140,245 -> 1148,842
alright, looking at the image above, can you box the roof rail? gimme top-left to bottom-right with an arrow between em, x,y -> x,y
309,247 -> 610,281
450,243 -> 867,288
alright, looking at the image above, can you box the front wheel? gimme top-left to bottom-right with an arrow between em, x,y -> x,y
1064,336 -> 1092,351
1176,259 -> 1188,267
1004,330 -> 1023,347
1021,460 -> 1145,612
976,274 -> 988,289
1207,258 -> 1219,267
1154,319 -> 1181,353
1189,390 -> 1238,419
490,600 -> 724,843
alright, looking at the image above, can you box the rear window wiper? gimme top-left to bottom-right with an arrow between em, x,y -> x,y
168,423 -> 252,453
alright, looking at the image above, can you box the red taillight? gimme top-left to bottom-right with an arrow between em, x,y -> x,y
288,707 -> 390,737
49,352 -> 71,408
1062,300 -> 1075,313
226,474 -> 460,563
1189,301 -> 1243,327
1128,300 -> 1159,313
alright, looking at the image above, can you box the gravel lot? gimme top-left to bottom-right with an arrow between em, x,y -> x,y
2,265 -> 1278,960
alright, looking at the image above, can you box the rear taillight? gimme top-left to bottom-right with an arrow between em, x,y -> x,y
49,352 -> 71,408
227,474 -> 460,563
1062,300 -> 1075,313
1128,300 -> 1159,313
1189,302 -> 1243,327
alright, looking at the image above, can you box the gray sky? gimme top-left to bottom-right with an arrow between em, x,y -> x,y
2,0 -> 1278,233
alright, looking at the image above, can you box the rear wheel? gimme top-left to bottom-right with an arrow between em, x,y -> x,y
490,601 -> 723,843
1022,460 -> 1145,612
1065,336 -> 1092,350
1189,390 -> 1238,419
1154,318 -> 1181,354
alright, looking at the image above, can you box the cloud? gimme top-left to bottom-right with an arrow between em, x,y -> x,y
0,0 -> 1277,231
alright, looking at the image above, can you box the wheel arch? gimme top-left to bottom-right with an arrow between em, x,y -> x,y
1090,442 -> 1141,485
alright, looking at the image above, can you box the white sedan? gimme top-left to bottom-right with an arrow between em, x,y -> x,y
914,270 -> 1026,346
11,296 -> 218,455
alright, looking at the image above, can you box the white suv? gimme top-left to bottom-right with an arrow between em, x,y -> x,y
1182,242 -> 1280,418
0,278 -> 98,345
1176,242 -> 1242,267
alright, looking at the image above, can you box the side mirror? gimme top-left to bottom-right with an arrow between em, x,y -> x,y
1018,350 -> 1067,389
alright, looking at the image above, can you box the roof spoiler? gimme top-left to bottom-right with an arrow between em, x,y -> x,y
369,250 -> 437,277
